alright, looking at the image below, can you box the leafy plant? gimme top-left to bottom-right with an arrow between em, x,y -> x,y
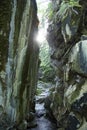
40,42 -> 50,70
56,0 -> 82,42
46,2 -> 54,20
58,0 -> 81,21
42,2 -> 54,21
39,42 -> 55,82
69,0 -> 81,7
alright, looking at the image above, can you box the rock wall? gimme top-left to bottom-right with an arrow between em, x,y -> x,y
47,0 -> 87,129
0,0 -> 39,127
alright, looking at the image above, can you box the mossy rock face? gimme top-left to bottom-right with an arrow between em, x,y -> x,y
0,0 -> 11,71
0,0 -> 39,126
0,0 -> 27,71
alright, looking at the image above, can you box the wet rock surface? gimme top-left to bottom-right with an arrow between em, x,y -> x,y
28,81 -> 57,130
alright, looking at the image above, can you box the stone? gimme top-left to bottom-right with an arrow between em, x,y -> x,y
65,113 -> 80,130
26,112 -> 35,122
0,0 -> 39,127
47,0 -> 87,129
78,122 -> 87,130
27,119 -> 37,128
58,128 -> 65,130
69,40 -> 87,77
18,120 -> 27,130
71,93 -> 87,119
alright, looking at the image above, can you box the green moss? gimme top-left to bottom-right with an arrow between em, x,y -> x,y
0,0 -> 11,71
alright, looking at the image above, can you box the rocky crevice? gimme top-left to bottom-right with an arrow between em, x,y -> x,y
28,81 -> 57,130
0,0 -> 87,130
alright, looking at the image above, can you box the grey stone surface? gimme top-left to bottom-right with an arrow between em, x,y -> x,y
0,0 -> 39,128
69,40 -> 87,76
47,0 -> 87,129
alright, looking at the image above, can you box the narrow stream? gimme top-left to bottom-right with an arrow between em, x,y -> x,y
28,81 -> 57,130
28,1 -> 57,129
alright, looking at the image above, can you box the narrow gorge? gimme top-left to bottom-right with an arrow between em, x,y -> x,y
0,0 -> 87,130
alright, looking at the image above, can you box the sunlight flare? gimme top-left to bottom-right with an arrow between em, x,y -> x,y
36,29 -> 46,44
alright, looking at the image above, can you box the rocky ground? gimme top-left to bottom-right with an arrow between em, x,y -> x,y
28,81 -> 57,130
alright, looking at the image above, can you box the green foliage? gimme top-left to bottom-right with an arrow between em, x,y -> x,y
58,0 -> 81,21
39,2 -> 53,21
46,2 -> 54,21
37,1 -> 53,26
39,42 -> 55,82
57,0 -> 82,42
39,42 -> 50,74
69,0 -> 81,7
